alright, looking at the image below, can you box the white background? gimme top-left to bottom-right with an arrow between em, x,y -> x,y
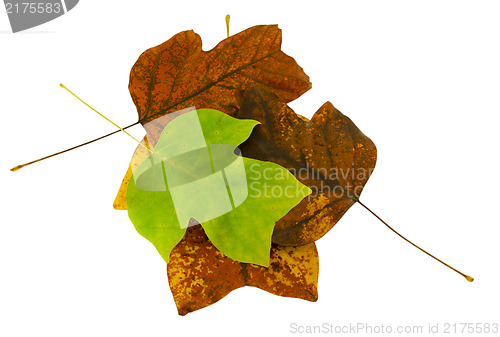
1,1 -> 499,336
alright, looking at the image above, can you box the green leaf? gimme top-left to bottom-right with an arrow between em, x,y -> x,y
126,109 -> 311,266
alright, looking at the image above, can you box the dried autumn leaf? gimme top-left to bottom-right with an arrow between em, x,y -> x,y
167,225 -> 318,316
129,24 -> 311,145
236,86 -> 377,246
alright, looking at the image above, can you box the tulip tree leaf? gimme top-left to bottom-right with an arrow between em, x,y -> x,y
129,25 -> 311,146
236,86 -> 377,246
126,109 -> 311,266
167,226 -> 319,316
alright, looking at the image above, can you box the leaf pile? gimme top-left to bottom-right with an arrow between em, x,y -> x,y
114,24 -> 376,315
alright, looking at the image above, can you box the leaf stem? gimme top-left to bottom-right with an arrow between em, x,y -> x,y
59,84 -> 153,155
225,14 -> 230,38
10,122 -> 140,172
353,197 -> 474,282
10,84 -> 145,172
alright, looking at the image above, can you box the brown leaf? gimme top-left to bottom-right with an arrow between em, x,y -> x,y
236,86 -> 377,246
167,226 -> 318,316
129,25 -> 311,145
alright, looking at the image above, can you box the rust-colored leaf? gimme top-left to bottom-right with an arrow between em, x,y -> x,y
236,86 -> 377,246
167,226 -> 318,316
129,25 -> 311,145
